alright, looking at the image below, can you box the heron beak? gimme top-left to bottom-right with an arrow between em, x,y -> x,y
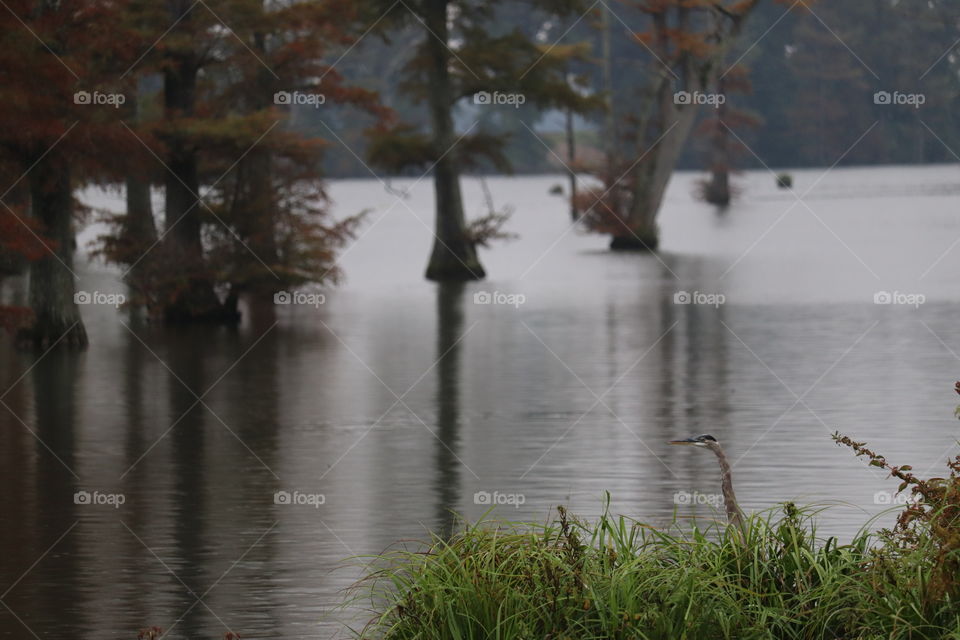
668,437 -> 699,445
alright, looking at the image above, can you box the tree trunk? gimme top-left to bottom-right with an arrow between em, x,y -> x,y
17,154 -> 87,349
231,146 -> 277,298
566,107 -> 578,221
162,123 -> 221,322
123,88 -> 158,267
611,3 -> 757,250
161,23 -> 223,322
612,72 -> 700,251
0,182 -> 30,275
125,174 -> 156,245
243,23 -> 279,290
122,170 -> 158,304
423,0 -> 485,281
704,78 -> 730,206
245,150 -> 278,266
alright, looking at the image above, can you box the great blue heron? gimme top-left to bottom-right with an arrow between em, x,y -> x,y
669,434 -> 746,534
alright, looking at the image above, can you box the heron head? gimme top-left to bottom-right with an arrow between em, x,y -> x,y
668,434 -> 718,448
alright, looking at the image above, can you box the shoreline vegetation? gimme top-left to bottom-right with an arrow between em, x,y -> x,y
348,392 -> 960,639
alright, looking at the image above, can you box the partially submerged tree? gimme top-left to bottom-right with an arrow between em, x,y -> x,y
577,0 -> 769,250
697,65 -> 758,206
366,0 -> 598,281
702,74 -> 732,206
98,0 -> 385,321
156,0 -> 224,322
95,76 -> 160,294
0,0 -> 137,348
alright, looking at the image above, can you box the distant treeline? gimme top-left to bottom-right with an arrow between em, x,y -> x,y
307,0 -> 960,177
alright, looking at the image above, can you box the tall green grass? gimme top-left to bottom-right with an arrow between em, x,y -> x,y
352,502 -> 960,639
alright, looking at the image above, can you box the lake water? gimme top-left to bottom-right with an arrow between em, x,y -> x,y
3,165 -> 960,638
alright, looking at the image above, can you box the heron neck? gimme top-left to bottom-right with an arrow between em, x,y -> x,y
710,445 -> 746,527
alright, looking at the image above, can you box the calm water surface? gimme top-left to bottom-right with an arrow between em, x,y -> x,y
3,165 -> 960,638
